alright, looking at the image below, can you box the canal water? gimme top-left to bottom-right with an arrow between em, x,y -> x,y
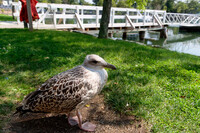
113,27 -> 200,56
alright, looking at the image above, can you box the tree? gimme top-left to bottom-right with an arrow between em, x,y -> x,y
79,0 -> 91,5
188,0 -> 200,14
97,0 -> 103,6
97,0 -> 117,7
174,2 -> 188,13
126,0 -> 147,9
116,0 -> 130,8
166,0 -> 175,12
93,0 -> 99,6
98,0 -> 148,38
149,0 -> 167,10
147,0 -> 200,13
98,0 -> 112,38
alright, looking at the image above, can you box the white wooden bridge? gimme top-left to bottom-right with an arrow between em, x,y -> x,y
10,2 -> 200,30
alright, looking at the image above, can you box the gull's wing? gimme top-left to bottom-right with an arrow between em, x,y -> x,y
22,66 -> 92,113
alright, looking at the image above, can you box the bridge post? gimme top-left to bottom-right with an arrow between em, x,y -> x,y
163,12 -> 166,23
76,6 -> 79,27
136,11 -> 139,23
139,31 -> 145,41
53,9 -> 57,29
81,8 -> 84,22
63,8 -> 66,25
96,7 -> 99,26
42,7 -> 45,24
122,32 -> 127,40
143,11 -> 146,25
111,9 -> 115,27
108,32 -> 113,38
159,27 -> 168,38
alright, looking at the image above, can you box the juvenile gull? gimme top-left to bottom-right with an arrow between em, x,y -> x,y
15,54 -> 116,132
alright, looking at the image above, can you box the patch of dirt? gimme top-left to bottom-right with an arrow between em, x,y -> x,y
7,95 -> 148,133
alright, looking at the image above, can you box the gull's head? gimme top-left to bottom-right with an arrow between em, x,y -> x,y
83,54 -> 116,70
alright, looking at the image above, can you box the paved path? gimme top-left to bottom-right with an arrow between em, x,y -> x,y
0,21 -> 56,29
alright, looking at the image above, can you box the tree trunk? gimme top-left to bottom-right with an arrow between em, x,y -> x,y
26,0 -> 33,31
98,0 -> 112,38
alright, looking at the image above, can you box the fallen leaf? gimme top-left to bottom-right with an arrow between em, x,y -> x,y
85,104 -> 90,107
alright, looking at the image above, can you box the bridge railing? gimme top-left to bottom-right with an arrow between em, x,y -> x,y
12,2 -> 166,30
166,13 -> 200,26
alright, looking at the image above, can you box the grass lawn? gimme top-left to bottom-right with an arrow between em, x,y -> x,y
0,14 -> 16,21
0,29 -> 200,132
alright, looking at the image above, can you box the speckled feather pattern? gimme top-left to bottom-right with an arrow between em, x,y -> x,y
22,65 -> 108,113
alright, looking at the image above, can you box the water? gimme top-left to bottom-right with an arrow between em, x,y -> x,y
113,27 -> 200,56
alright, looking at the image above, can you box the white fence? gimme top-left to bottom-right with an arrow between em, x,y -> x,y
12,2 -> 167,30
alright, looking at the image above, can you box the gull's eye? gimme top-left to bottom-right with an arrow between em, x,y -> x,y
91,60 -> 98,64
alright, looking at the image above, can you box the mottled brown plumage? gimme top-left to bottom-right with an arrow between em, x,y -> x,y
22,66 -> 95,113
16,54 -> 116,132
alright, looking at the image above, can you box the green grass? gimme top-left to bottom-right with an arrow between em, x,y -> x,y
0,14 -> 16,21
0,29 -> 200,132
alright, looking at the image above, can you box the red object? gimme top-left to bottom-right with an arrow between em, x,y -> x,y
20,0 -> 40,23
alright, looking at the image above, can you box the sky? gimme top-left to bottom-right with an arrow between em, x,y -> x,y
85,0 -> 93,4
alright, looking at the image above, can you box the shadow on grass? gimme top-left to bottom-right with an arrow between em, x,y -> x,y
0,101 -> 15,132
10,115 -> 81,133
0,101 -> 14,115
181,62 -> 200,73
9,95 -> 143,133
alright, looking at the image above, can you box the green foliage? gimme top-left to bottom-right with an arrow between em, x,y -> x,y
93,0 -> 99,6
97,0 -> 117,7
112,0 -> 117,7
0,14 -> 16,21
148,0 -> 167,10
0,29 -> 200,132
79,0 -> 91,5
37,0 -> 88,4
1,9 -> 4,13
175,2 -> 188,13
116,0 -> 130,8
127,0 -> 148,9
147,0 -> 200,14
97,0 -> 148,9
97,0 -> 103,6
165,0 -> 174,12
187,0 -> 200,14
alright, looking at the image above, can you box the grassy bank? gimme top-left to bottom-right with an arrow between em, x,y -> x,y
0,14 -> 16,21
0,29 -> 200,132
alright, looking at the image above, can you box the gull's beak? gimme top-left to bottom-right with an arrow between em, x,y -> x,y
104,63 -> 117,70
